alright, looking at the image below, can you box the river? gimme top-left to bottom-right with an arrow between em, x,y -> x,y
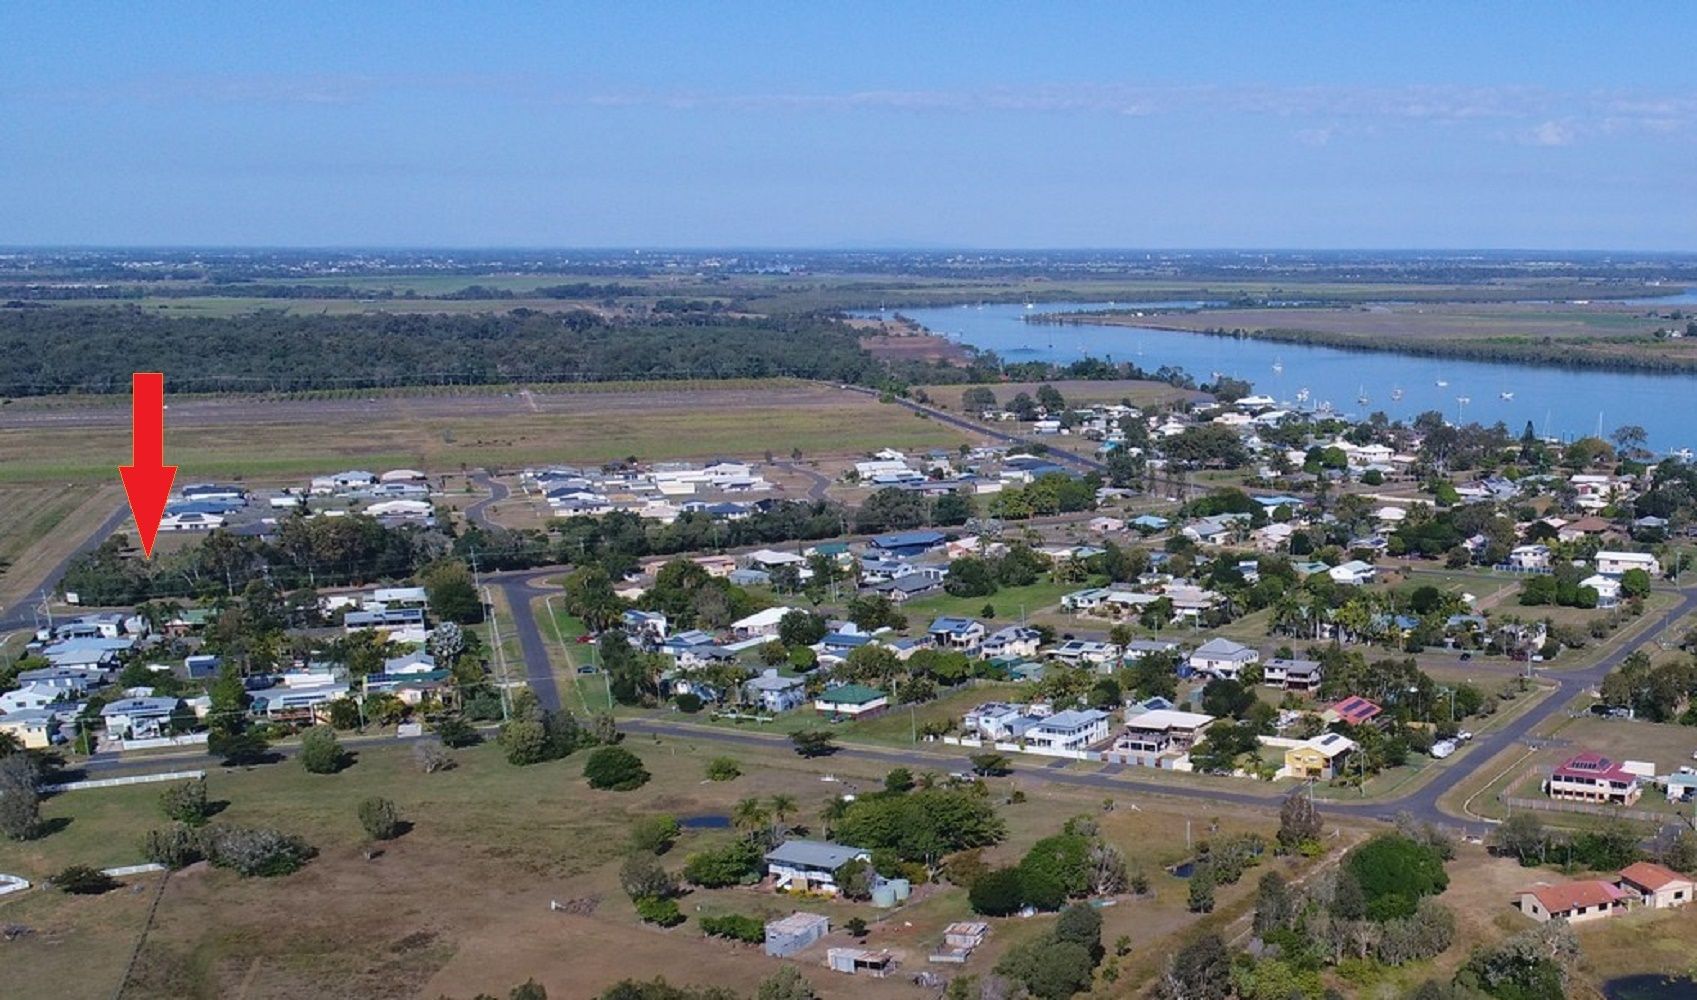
883,299 -> 1697,453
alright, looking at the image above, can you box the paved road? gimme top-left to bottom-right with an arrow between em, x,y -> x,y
464,470 -> 510,528
487,569 -> 564,712
771,460 -> 833,501
0,500 -> 130,631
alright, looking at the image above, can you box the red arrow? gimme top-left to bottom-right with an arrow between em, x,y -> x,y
119,372 -> 177,558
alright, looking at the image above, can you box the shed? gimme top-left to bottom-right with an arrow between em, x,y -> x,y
827,947 -> 894,977
764,911 -> 830,957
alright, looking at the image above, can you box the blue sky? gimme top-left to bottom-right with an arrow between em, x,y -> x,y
3,3 -> 1695,248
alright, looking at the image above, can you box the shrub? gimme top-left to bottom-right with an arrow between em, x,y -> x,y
631,814 -> 682,855
298,725 -> 345,774
683,841 -> 763,888
700,913 -> 764,943
1346,834 -> 1449,922
705,757 -> 741,781
160,777 -> 210,826
969,867 -> 1025,916
674,692 -> 703,714
499,718 -> 550,765
634,896 -> 685,927
51,865 -> 119,895
620,854 -> 679,902
358,796 -> 402,841
142,823 -> 205,868
433,715 -> 481,748
585,747 -> 651,791
202,825 -> 316,877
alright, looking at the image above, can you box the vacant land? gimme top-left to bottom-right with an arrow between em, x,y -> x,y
5,734 -> 1314,1000
0,382 -> 976,484
0,482 -> 124,606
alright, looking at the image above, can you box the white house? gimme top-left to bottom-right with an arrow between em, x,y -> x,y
980,626 -> 1043,660
99,696 -> 180,740
1262,657 -> 1323,692
0,683 -> 61,714
1189,638 -> 1260,680
744,670 -> 808,713
731,607 -> 795,640
928,617 -> 986,651
1049,640 -> 1121,669
159,511 -> 225,533
1025,709 -> 1112,752
1582,574 -> 1622,608
1327,560 -> 1378,585
1596,551 -> 1660,577
962,702 -> 1034,741
1508,545 -> 1552,571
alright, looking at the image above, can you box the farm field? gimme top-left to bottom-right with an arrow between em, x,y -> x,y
915,378 -> 1204,411
0,482 -> 124,606
4,735 -> 1318,1000
0,382 -> 977,484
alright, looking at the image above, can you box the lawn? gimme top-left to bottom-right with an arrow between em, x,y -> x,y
896,579 -> 1082,622
0,482 -> 123,604
533,594 -> 616,715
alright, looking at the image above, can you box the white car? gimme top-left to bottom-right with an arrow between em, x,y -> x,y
1457,731 -> 1474,742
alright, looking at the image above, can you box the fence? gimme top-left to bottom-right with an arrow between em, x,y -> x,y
118,734 -> 208,751
44,770 -> 206,793
1502,795 -> 1688,827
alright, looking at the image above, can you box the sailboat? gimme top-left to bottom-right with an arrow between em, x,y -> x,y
1295,387 -> 1311,405
1271,359 -> 1284,374
1499,391 -> 1514,401
1024,302 -> 1035,310
1356,385 -> 1370,406
1435,379 -> 1449,388
1390,387 -> 1404,401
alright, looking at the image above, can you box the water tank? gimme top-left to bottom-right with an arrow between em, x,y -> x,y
871,884 -> 898,908
890,878 -> 912,901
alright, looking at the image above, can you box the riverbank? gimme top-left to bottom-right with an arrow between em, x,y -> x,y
1038,302 -> 1697,375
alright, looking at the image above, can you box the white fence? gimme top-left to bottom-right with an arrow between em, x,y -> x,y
939,735 -> 1098,761
118,733 -> 209,751
43,769 -> 206,793
101,863 -> 166,878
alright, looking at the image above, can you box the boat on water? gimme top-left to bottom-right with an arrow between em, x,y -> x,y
1295,387 -> 1311,404
1271,360 -> 1284,374
1456,396 -> 1471,405
1356,385 -> 1369,405
1435,379 -> 1449,387
1024,302 -> 1035,310
1500,391 -> 1514,401
1390,387 -> 1404,401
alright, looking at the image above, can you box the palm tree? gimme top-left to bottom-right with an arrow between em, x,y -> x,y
732,796 -> 769,842
768,793 -> 797,839
819,796 -> 850,839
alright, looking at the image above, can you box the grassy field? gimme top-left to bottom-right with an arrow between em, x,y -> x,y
896,578 -> 1081,623
914,378 -> 1204,411
0,482 -> 123,605
0,382 -> 977,484
4,731 -> 1322,1000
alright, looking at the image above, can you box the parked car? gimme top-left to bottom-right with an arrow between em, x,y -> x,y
1457,730 -> 1474,742
1458,652 -> 1472,662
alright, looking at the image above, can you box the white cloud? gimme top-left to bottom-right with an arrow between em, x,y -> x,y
1525,120 -> 1577,146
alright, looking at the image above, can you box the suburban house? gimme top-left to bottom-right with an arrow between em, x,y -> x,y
814,684 -> 889,719
1616,862 -> 1695,909
0,683 -> 61,714
1507,544 -> 1553,571
1049,640 -> 1121,669
730,607 -> 794,640
1583,574 -> 1622,608
962,702 -> 1037,742
744,670 -> 808,713
1024,708 -> 1112,752
1281,733 -> 1358,780
1262,657 -> 1323,692
870,571 -> 946,602
1597,550 -> 1661,577
99,696 -> 181,740
1513,880 -> 1630,924
764,840 -> 872,895
1324,696 -> 1384,728
928,617 -> 986,652
1188,638 -> 1260,680
1116,708 -> 1216,755
0,710 -> 60,749
979,626 -> 1043,661
868,530 -> 946,558
1545,751 -> 1642,806
1327,560 -> 1378,585
1124,638 -> 1181,660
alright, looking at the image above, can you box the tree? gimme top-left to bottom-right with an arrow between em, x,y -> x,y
50,865 -> 119,895
995,938 -> 1095,1000
884,767 -> 915,794
756,966 -> 817,1000
789,730 -> 837,758
620,853 -> 679,902
970,866 -> 1025,916
1494,812 -> 1547,866
1665,828 -> 1697,874
201,825 -> 316,877
970,752 -> 1011,777
299,725 -> 346,774
844,916 -> 868,938
1187,866 -> 1216,913
1277,788 -> 1322,851
358,796 -> 402,840
778,611 -> 827,648
424,560 -> 485,624
585,747 -> 651,791
160,777 -> 210,827
682,841 -> 762,887
1254,871 -> 1293,935
1054,903 -> 1103,963
1157,933 -> 1230,1000
833,858 -> 874,901
142,823 -> 204,868
0,753 -> 42,841
1346,834 -> 1449,921
509,981 -> 548,1000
